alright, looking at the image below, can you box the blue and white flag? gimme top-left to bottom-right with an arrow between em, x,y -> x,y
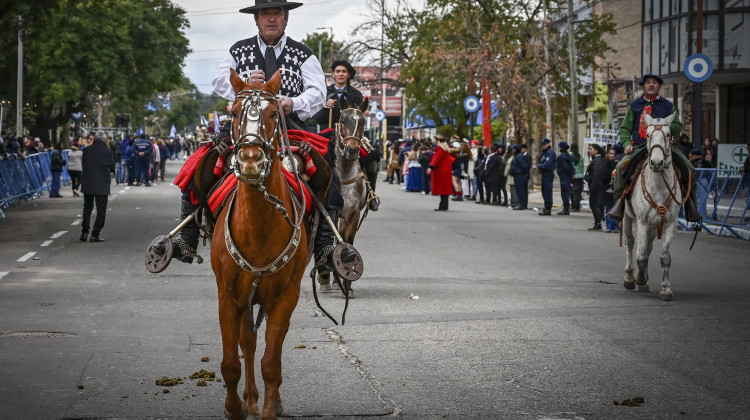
169,124 -> 176,138
213,112 -> 221,130
200,116 -> 209,127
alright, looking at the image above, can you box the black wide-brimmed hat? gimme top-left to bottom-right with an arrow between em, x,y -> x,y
331,60 -> 356,80
240,0 -> 303,14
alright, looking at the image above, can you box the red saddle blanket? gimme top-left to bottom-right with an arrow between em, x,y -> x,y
208,168 -> 313,215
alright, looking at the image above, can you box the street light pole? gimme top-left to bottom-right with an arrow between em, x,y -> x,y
16,16 -> 24,136
567,0 -> 578,147
316,27 -> 333,67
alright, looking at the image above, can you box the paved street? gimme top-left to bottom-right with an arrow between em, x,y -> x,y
1,159 -> 749,420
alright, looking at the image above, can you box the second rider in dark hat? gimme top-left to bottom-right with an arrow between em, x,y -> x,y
313,60 -> 363,129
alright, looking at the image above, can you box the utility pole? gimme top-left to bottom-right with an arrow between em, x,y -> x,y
16,15 -> 24,136
380,0 -> 387,142
316,27 -> 333,67
543,0 -> 553,142
694,0 -> 704,146
567,0 -> 578,147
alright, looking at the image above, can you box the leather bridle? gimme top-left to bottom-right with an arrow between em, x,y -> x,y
231,89 -> 281,185
639,121 -> 690,239
646,123 -> 673,172
336,107 -> 366,162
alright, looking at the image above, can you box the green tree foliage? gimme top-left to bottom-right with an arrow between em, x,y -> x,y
0,0 -> 190,141
301,31 -> 350,72
350,0 -> 615,142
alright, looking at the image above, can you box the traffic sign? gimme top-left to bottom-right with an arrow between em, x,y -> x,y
375,110 -> 386,122
685,53 -> 713,83
463,96 -> 480,113
71,112 -> 83,121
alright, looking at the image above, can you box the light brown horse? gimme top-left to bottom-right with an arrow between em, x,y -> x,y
212,68 -> 309,420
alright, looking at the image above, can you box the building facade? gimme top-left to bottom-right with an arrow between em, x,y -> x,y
592,0 -> 750,149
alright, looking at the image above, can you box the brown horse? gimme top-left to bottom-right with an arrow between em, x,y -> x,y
335,97 -> 370,250
212,68 -> 309,420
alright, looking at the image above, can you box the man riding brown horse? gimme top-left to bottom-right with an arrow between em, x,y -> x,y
152,0 -> 355,274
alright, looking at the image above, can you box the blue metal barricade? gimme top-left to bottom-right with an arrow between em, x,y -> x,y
0,152 -> 54,209
681,168 -> 750,240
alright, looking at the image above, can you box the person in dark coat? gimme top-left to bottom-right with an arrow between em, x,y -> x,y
556,141 -> 575,215
483,144 -> 504,205
131,133 -> 153,186
359,137 -> 380,211
584,143 -> 609,231
510,144 -> 530,210
496,144 -> 508,206
49,143 -> 66,198
418,139 -> 433,194
429,135 -> 455,211
536,138 -> 557,215
80,133 -> 115,242
677,133 -> 692,156
313,60 -> 363,129
473,146 -> 487,204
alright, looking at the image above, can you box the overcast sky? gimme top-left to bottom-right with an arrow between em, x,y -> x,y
174,0 -> 381,94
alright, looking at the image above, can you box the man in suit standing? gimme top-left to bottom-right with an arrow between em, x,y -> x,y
483,144 -> 503,205
80,133 -> 115,243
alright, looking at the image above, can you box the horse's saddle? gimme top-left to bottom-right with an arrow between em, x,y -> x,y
193,138 -> 333,233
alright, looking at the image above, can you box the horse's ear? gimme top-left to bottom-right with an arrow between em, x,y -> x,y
230,69 -> 245,95
267,70 -> 282,95
663,112 -> 676,126
359,98 -> 369,113
339,95 -> 349,110
643,112 -> 654,126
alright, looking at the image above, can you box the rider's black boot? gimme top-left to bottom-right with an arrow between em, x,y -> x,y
608,196 -> 625,221
314,210 -> 356,274
152,192 -> 200,263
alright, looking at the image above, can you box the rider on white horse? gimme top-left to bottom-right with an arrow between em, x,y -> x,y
609,73 -> 701,223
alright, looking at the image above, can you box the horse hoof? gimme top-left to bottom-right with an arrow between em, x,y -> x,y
341,289 -> 355,299
660,292 -> 673,301
319,283 -> 332,293
223,401 -> 249,420
623,281 -> 635,290
638,284 -> 650,293
275,401 -> 284,416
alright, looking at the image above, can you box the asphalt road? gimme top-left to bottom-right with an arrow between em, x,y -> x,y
1,159 -> 749,420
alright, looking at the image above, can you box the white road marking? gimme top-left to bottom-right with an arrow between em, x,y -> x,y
40,240 -> 53,247
51,231 -> 67,239
71,219 -> 82,225
18,252 -> 37,262
0,272 -> 8,281
119,190 -> 127,193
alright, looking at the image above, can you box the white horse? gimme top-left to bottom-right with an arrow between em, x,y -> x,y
623,112 -> 684,301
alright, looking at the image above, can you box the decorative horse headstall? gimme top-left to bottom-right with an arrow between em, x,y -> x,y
646,123 -> 674,171
231,89 -> 282,185
336,107 -> 366,156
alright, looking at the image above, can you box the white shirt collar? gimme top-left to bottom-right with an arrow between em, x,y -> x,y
257,34 -> 287,56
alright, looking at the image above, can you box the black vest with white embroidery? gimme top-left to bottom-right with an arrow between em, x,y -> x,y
230,35 -> 312,98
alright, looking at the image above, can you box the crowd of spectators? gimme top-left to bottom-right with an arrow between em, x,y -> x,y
381,135 -> 727,233
1,132 -> 50,160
